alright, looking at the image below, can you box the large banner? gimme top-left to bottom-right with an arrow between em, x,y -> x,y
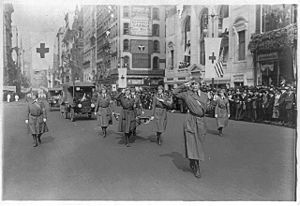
131,6 -> 152,36
204,38 -> 222,79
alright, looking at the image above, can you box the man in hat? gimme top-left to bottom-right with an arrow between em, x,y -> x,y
173,80 -> 213,178
115,87 -> 136,147
284,87 -> 295,126
95,86 -> 113,137
25,91 -> 48,147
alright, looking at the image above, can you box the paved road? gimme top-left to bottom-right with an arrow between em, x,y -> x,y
2,101 -> 296,200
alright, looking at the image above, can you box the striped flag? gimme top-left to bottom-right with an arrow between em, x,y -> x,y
214,48 -> 225,78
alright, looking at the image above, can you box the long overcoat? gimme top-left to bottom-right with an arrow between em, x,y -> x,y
151,93 -> 171,133
95,94 -> 112,127
27,99 -> 48,135
173,85 -> 212,161
215,96 -> 230,128
117,93 -> 136,133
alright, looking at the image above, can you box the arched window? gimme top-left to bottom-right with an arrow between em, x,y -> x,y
153,40 -> 160,52
153,8 -> 159,20
152,24 -> 160,36
123,39 -> 129,51
200,8 -> 208,65
153,57 -> 159,70
123,56 -> 130,69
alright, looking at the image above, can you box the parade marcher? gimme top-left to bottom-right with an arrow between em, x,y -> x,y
150,85 -> 172,145
15,94 -> 19,102
25,91 -> 48,147
234,90 -> 242,120
214,89 -> 230,136
173,80 -> 213,178
94,86 -> 113,138
131,87 -> 144,140
115,88 -> 136,147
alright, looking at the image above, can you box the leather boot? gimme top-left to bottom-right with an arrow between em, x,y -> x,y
37,134 -> 41,144
102,128 -> 106,138
194,160 -> 201,178
125,133 -> 130,147
33,135 -> 38,147
218,127 -> 223,136
189,159 -> 195,173
157,132 -> 162,145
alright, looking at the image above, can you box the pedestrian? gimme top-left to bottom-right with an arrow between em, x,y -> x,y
284,88 -> 295,126
115,88 -> 136,147
15,94 -> 19,102
7,93 -> 11,103
94,86 -> 113,138
25,91 -> 48,147
173,80 -> 213,178
272,89 -> 281,121
214,89 -> 230,136
150,85 -> 172,145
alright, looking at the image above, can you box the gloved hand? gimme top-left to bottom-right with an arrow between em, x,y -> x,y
150,116 -> 154,121
215,114 -> 218,118
43,118 -> 47,122
25,119 -> 29,124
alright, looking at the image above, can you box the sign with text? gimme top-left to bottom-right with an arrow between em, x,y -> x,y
131,19 -> 152,36
131,6 -> 151,19
118,68 -> 127,88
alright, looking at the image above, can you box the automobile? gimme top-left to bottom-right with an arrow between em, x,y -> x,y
47,87 -> 62,111
60,82 -> 96,122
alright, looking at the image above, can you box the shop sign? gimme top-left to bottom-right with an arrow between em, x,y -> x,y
257,52 -> 278,62
233,74 -> 244,82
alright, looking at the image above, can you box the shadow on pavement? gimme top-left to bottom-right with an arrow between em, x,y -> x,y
160,152 -> 190,172
207,129 -> 219,136
41,135 -> 55,144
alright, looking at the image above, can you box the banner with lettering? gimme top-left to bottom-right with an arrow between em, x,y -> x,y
204,38 -> 222,78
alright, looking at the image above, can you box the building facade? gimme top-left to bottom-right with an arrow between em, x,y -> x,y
95,5 -> 166,88
165,4 -> 297,89
82,5 -> 97,82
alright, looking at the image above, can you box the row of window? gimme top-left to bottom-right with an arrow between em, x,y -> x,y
123,23 -> 160,36
123,7 -> 160,20
123,40 -> 160,52
120,55 -> 160,69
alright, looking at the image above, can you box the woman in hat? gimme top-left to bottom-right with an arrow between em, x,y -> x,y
115,87 -> 136,147
150,85 -> 172,145
95,86 -> 113,138
131,87 -> 144,140
25,91 -> 48,147
173,80 -> 213,178
214,89 -> 230,136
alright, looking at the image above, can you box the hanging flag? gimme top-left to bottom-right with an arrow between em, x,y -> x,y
214,47 -> 225,78
204,37 -> 222,78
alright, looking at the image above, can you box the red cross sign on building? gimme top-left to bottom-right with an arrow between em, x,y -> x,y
36,43 -> 49,58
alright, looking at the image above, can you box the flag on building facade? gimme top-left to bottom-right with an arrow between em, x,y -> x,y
214,47 -> 225,78
204,38 -> 222,78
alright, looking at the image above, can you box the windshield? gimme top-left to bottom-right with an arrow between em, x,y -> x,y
71,87 -> 93,102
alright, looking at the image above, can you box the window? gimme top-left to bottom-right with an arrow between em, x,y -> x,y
153,40 -> 160,52
152,24 -> 159,36
200,40 -> 205,65
170,50 -> 174,69
123,6 -> 129,18
200,8 -> 208,65
123,39 -> 129,51
153,57 -> 159,70
123,23 -> 129,35
123,56 -> 130,69
238,30 -> 245,60
153,8 -> 159,20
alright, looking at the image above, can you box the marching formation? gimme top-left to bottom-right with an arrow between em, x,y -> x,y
24,80 -> 245,179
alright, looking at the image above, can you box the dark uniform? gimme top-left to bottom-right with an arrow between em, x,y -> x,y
95,93 -> 112,137
151,93 -> 172,145
173,84 -> 213,178
26,98 -> 48,147
116,92 -> 136,146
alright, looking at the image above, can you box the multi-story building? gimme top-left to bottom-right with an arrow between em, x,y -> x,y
82,5 -> 97,82
165,5 -> 297,89
95,5 -> 166,88
3,3 -> 14,86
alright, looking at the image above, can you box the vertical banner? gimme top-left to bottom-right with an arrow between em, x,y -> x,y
204,38 -> 222,79
118,68 -> 127,88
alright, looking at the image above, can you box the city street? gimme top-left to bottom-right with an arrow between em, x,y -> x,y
2,100 -> 296,201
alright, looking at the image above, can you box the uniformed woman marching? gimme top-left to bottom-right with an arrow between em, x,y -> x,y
94,86 -> 113,137
150,85 -> 172,145
173,80 -> 213,178
25,91 -> 48,147
215,89 -> 230,136
115,88 -> 136,147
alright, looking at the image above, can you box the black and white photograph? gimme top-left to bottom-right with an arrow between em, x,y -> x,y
1,0 -> 298,204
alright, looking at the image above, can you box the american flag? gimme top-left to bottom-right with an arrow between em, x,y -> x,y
214,48 -> 225,78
